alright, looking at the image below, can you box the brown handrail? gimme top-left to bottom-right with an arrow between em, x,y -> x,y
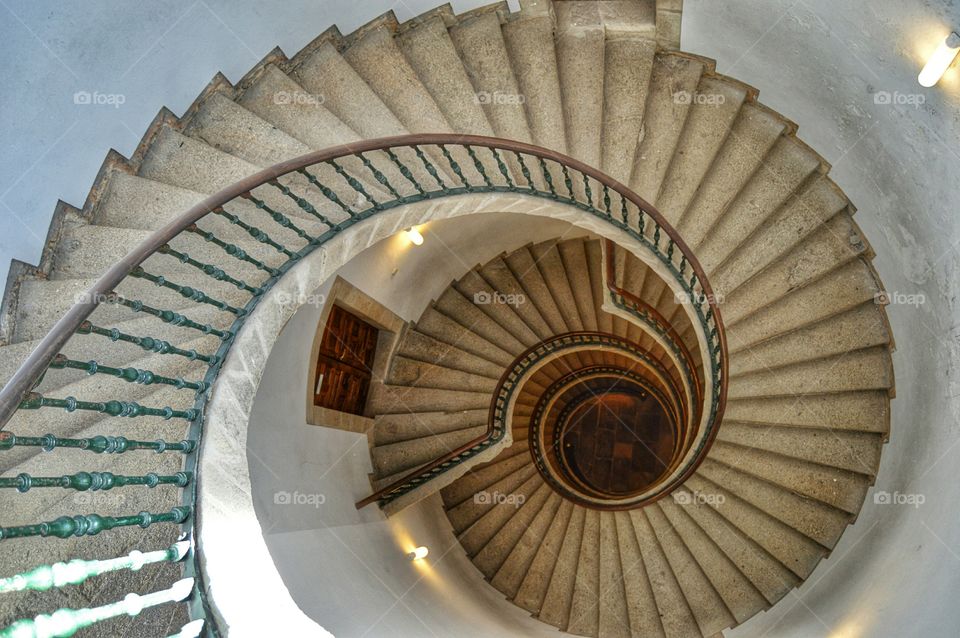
0,133 -> 726,510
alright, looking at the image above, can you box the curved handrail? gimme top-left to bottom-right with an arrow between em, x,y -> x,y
0,134 -> 727,634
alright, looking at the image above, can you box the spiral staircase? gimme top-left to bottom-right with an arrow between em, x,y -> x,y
0,1 -> 894,636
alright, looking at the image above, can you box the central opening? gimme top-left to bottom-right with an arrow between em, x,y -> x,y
560,390 -> 676,495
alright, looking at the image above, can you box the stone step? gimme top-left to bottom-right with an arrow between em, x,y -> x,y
530,241 -> 584,331
440,449 -> 531,508
629,509 -> 702,638
696,137 -> 824,273
473,480 -> 553,578
675,103 -> 787,245
394,329 -> 505,379
479,256 -> 554,341
416,306 -> 516,368
558,238 -> 600,332
709,176 -> 848,294
450,12 -> 532,143
614,510 -> 666,638
729,301 -> 891,374
502,13 -> 567,153
385,355 -> 498,392
372,409 -> 488,446
723,390 -> 890,435
585,240 -> 615,334
684,472 -> 828,578
458,470 -> 543,556
658,497 -> 767,625
654,76 -> 748,224
597,510 -> 631,638
341,25 -> 452,134
717,421 -> 884,476
539,505 -> 586,629
566,509 -> 601,636
601,29 -> 656,183
629,52 -> 707,204
555,1 -> 605,167
645,504 -> 734,636
453,270 -> 541,347
446,462 -> 537,533
502,245 -> 570,334
236,64 -> 360,150
697,458 -> 852,549
292,40 -> 407,138
368,383 -> 490,415
708,441 -> 872,514
371,424 -> 488,478
398,14 -> 494,136
491,491 -> 564,596
668,483 -> 799,605
513,499 -> 575,614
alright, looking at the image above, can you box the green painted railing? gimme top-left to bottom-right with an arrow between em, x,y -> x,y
0,134 -> 727,635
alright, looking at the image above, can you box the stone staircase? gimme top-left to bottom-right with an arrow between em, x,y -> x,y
0,0 -> 894,636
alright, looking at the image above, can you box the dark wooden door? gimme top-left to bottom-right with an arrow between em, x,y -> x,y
313,306 -> 379,415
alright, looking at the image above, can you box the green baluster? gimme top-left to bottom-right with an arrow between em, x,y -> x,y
213,207 -> 298,259
157,245 -> 262,296
653,225 -> 661,248
359,152 -> 402,199
638,209 -> 645,235
77,321 -> 219,365
678,255 -> 687,276
48,355 -> 208,393
292,171 -> 354,219
561,164 -> 574,199
412,145 -> 447,189
237,192 -> 316,243
492,148 -> 514,188
667,238 -> 675,261
515,152 -> 533,189
466,146 -> 493,187
107,293 -> 231,340
582,173 -> 593,206
327,159 -> 379,208
185,224 -> 281,276
386,149 -> 426,194
0,541 -> 189,594
0,505 -> 190,540
602,185 -> 611,216
620,195 -> 628,225
689,272 -> 697,290
0,577 -> 195,638
537,157 -> 558,198
0,470 -> 191,493
0,431 -> 195,455
18,393 -> 199,422
129,267 -> 247,317
439,145 -> 466,189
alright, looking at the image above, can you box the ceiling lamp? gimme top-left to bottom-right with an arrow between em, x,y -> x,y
404,227 -> 424,246
918,31 -> 960,87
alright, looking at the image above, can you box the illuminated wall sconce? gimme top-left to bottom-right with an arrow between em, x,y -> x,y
407,546 -> 429,561
404,227 -> 425,246
918,31 -> 960,87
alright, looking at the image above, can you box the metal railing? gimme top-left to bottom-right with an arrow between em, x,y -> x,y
0,134 -> 727,635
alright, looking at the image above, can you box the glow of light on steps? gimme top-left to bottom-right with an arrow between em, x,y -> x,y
918,31 -> 960,87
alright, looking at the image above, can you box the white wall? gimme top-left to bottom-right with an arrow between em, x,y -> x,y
246,212 -> 580,637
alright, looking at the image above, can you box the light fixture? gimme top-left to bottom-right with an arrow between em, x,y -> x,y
404,227 -> 424,246
918,31 -> 960,87
407,546 -> 429,561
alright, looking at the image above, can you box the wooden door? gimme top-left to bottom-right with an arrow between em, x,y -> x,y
313,306 -> 379,415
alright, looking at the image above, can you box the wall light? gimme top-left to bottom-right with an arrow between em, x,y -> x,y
918,32 -> 960,87
404,227 -> 424,246
407,546 -> 429,561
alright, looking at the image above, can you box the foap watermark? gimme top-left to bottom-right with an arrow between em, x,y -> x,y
73,492 -> 126,507
273,90 -> 325,107
874,290 -> 925,307
873,90 -> 925,108
673,491 -> 725,506
275,291 -> 327,310
274,490 -> 326,508
474,490 -> 526,508
474,291 -> 525,307
73,91 -> 126,109
674,290 -> 726,306
874,490 -> 924,508
73,291 -> 116,305
672,90 -> 726,106
473,90 -> 525,106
